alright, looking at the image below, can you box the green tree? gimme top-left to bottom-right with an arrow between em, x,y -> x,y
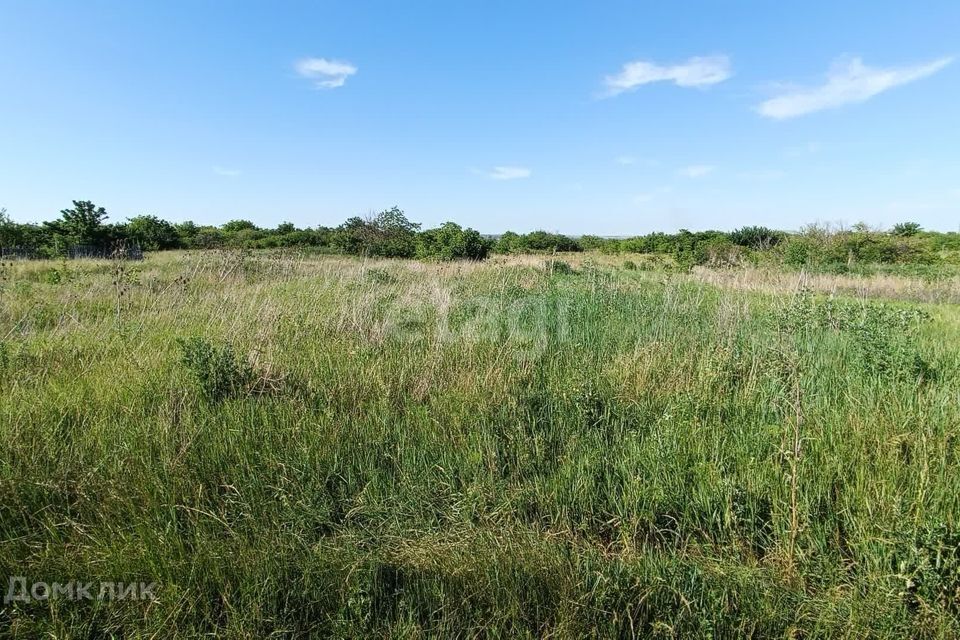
729,225 -> 783,249
0,208 -> 12,246
493,231 -> 521,254
221,220 -> 258,233
416,222 -> 490,260
44,200 -> 109,247
891,222 -> 922,237
332,207 -> 420,257
126,215 -> 180,250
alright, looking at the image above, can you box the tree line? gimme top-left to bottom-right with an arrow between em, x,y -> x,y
1,201 -> 958,268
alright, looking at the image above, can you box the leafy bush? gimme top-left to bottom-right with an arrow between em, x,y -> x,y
416,222 -> 490,261
333,207 -> 420,258
544,259 -> 574,275
729,226 -> 783,249
177,336 -> 253,401
891,222 -> 922,237
494,230 -> 582,254
778,290 -> 934,380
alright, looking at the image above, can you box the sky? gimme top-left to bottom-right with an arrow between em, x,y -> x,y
1,1 -> 958,235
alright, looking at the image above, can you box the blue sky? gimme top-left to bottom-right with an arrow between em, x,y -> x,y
1,1 -> 958,234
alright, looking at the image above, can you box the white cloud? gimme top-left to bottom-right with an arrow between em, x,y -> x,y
678,164 -> 715,178
213,166 -> 241,177
615,155 -> 637,165
295,57 -> 357,88
485,166 -> 531,180
757,56 -> 953,119
603,55 -> 731,96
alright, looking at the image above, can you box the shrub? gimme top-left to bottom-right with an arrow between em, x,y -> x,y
365,268 -> 396,284
416,222 -> 490,261
778,290 -> 934,380
177,336 -> 253,401
495,230 -> 582,254
891,222 -> 922,237
729,226 -> 783,249
333,207 -> 420,258
544,259 -> 574,275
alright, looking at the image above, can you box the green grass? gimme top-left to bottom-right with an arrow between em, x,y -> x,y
1,251 -> 958,637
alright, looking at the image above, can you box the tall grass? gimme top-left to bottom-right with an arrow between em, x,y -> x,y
1,251 -> 958,637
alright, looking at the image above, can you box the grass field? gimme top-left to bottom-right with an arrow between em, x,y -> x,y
1,250 -> 959,637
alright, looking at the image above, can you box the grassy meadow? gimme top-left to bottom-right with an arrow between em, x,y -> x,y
1,250 -> 959,637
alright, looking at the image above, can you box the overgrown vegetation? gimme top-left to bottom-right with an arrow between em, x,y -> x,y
6,202 -> 958,274
1,251 -> 958,637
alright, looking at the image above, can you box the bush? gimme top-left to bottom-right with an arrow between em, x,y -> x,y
333,207 -> 420,258
416,222 -> 490,261
891,222 -> 922,237
544,259 -> 574,275
494,230 -> 582,254
729,226 -> 783,249
178,336 -> 253,401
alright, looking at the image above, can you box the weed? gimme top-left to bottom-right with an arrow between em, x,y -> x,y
364,267 -> 396,284
177,336 -> 254,401
544,259 -> 574,275
901,524 -> 960,616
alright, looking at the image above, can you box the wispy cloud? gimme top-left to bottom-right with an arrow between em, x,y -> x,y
213,166 -> 241,177
483,166 -> 531,180
678,164 -> 715,178
295,57 -> 357,88
603,55 -> 731,97
757,56 -> 953,119
615,155 -> 638,165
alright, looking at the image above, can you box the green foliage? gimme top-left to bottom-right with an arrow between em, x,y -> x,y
778,289 -> 933,380
416,222 -> 490,260
544,258 -> 574,274
493,230 -> 581,254
892,221 -> 922,237
333,207 -> 421,258
177,336 -> 253,401
221,219 -> 259,233
42,200 -> 109,250
2,254 -> 960,636
729,225 -> 783,249
364,267 -> 396,284
42,259 -> 74,285
901,524 -> 960,615
5,201 -> 960,276
782,223 -> 939,269
126,215 -> 179,250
